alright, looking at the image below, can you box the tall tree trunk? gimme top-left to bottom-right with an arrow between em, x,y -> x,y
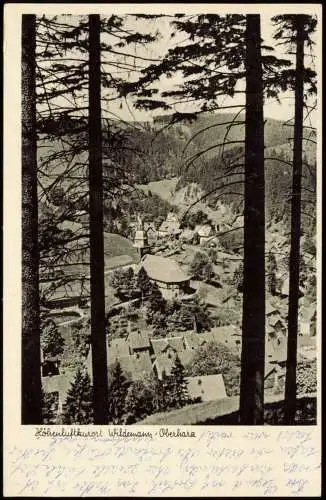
239,14 -> 265,425
284,16 -> 305,425
21,14 -> 42,424
88,14 -> 109,424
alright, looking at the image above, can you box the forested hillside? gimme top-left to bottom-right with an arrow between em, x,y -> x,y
38,111 -> 316,232
116,112 -> 316,229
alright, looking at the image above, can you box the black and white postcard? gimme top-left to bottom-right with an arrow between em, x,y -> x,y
3,3 -> 322,496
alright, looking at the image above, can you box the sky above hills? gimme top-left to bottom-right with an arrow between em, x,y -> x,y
36,10 -> 319,128
104,13 -> 318,126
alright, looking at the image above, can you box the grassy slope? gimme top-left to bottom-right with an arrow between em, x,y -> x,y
138,393 -> 317,425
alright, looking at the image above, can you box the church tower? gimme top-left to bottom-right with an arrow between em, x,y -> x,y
133,215 -> 150,259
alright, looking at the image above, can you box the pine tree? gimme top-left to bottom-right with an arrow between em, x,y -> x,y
147,281 -> 166,314
169,355 -> 189,409
272,14 -> 317,424
190,252 -> 213,282
62,369 -> 93,424
192,300 -> 213,333
41,389 -> 56,424
40,319 -> 65,358
151,375 -> 165,412
21,14 -> 42,424
166,303 -> 193,332
107,361 -> 131,423
88,14 -> 109,425
239,14 -> 266,425
123,380 -> 155,423
137,267 -> 153,303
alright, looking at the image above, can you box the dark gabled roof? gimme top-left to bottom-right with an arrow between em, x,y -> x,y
168,336 -> 185,352
111,352 -> 153,380
127,330 -> 150,350
183,332 -> 201,350
109,338 -> 130,358
150,337 -> 184,356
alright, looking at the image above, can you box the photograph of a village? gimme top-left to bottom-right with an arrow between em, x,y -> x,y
21,10 -> 319,426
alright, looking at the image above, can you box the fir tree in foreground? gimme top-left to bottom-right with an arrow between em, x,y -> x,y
169,355 -> 190,409
107,361 -> 131,424
41,389 -> 57,424
62,369 -> 93,424
137,267 -> 152,303
40,319 -> 65,358
21,13 -> 42,424
271,14 -> 317,424
123,380 -> 155,424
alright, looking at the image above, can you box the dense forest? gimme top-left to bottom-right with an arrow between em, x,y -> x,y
117,112 -> 316,227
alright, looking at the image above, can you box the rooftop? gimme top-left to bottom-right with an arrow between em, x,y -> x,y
186,374 -> 227,402
150,336 -> 185,355
127,330 -> 150,350
118,352 -> 152,380
266,336 -> 287,364
300,304 -> 316,322
42,370 -> 76,402
153,353 -> 175,378
109,338 -> 130,358
140,254 -> 190,283
194,224 -> 213,237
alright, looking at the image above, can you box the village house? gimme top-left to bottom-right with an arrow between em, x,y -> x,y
265,335 -> 287,392
299,305 -> 316,336
116,352 -> 153,381
152,352 -> 176,379
42,370 -> 77,414
150,336 -> 185,358
109,338 -> 131,358
126,330 -> 150,355
133,216 -> 151,259
86,346 -> 152,382
186,374 -> 227,402
267,315 -> 287,339
194,224 -> 214,245
157,212 -> 181,239
144,222 -> 157,241
183,331 -> 224,350
152,349 -> 194,380
179,228 -> 196,244
210,325 -> 242,350
297,336 -> 316,362
139,254 -> 192,300
183,332 -> 201,350
266,302 -> 286,336
41,283 -> 89,309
